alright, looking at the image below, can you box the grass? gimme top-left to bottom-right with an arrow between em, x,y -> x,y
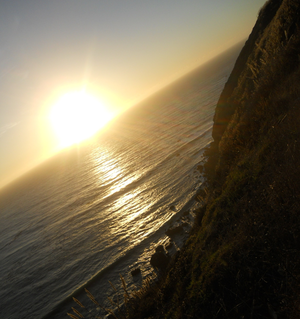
67,275 -> 158,319
121,0 -> 300,318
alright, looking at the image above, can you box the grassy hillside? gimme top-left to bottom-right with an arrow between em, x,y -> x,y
125,0 -> 300,318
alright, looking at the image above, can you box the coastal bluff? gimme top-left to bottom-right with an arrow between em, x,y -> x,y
127,0 -> 300,318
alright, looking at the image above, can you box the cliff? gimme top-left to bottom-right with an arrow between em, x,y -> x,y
128,0 -> 300,318
212,0 -> 283,143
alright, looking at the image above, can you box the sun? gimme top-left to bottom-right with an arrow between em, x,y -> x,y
49,91 -> 113,148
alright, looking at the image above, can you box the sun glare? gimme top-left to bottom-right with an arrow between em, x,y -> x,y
49,91 -> 113,148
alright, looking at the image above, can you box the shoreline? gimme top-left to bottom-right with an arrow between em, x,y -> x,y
43,186 -> 205,319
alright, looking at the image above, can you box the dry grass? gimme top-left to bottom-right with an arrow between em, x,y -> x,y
67,275 -> 159,319
125,1 -> 300,318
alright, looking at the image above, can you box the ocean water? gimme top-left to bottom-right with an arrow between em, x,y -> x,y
0,43 -> 241,319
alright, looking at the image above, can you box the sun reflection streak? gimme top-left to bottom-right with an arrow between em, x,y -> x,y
92,147 -> 123,183
90,145 -> 164,243
95,161 -> 122,181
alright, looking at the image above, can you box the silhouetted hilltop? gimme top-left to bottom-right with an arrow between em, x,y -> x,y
127,0 -> 300,318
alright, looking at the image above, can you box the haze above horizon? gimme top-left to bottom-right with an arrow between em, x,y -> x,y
0,0 -> 266,189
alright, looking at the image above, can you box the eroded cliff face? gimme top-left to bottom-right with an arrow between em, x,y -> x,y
197,0 -> 300,316
210,0 -> 300,178
212,0 -> 283,143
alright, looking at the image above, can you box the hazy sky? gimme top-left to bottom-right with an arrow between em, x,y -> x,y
0,0 -> 266,188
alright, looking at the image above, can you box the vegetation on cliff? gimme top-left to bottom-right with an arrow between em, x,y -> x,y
125,0 -> 300,318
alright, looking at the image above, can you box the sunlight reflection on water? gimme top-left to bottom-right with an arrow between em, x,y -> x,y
92,147 -> 124,182
0,47 -> 239,319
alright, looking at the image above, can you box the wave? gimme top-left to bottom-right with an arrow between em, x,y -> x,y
79,132 -> 209,218
156,126 -> 212,165
41,191 -> 197,319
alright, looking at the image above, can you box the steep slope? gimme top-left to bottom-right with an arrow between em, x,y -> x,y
127,0 -> 300,318
212,0 -> 283,143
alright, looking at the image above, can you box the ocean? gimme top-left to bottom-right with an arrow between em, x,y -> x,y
0,42 -> 242,319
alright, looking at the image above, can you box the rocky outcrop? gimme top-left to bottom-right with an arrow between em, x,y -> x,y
155,245 -> 165,253
165,224 -> 183,237
150,251 -> 170,269
131,268 -> 141,276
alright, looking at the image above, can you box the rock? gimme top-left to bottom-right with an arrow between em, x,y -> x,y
131,268 -> 141,276
150,251 -> 170,269
170,205 -> 176,211
166,224 -> 183,237
166,241 -> 173,250
155,245 -> 165,253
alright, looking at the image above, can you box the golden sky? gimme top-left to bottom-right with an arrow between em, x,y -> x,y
0,0 -> 266,188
